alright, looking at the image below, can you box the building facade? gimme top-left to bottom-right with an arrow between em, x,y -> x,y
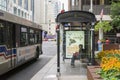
68,0 -> 112,21
0,0 -> 63,36
0,0 -> 34,21
40,0 -> 60,35
0,0 -> 7,11
34,0 -> 41,24
68,0 -> 120,44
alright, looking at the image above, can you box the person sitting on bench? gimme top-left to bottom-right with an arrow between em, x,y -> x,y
71,44 -> 83,67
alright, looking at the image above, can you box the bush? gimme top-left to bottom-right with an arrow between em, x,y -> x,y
97,50 -> 120,80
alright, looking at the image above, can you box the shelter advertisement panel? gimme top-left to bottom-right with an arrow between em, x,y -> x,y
65,31 -> 85,58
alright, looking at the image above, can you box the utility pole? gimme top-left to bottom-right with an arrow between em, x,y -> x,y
56,24 -> 60,77
90,0 -> 93,12
99,9 -> 103,40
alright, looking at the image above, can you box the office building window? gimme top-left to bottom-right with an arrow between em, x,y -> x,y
93,0 -> 100,5
14,0 -> 16,3
71,0 -> 74,6
24,0 -> 28,10
18,0 -> 22,6
23,12 -> 25,18
28,14 -> 29,19
0,0 -> 7,11
83,0 -> 111,5
13,7 -> 17,15
31,0 -> 34,11
25,13 -> 26,18
104,0 -> 111,5
18,9 -> 20,16
22,11 -> 23,17
82,0 -> 90,5
82,0 -> 100,5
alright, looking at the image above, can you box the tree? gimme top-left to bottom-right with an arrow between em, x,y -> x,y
110,1 -> 120,29
95,21 -> 113,32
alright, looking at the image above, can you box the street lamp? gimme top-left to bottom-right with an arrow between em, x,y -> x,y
89,0 -> 95,65
91,22 -> 95,65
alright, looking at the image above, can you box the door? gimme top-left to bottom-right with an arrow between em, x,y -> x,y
6,22 -> 16,69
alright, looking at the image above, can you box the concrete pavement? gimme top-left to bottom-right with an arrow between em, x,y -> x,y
31,54 -> 88,80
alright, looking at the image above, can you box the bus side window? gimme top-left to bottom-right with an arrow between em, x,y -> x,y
39,30 -> 42,44
20,27 -> 28,47
34,31 -> 39,44
29,29 -> 35,45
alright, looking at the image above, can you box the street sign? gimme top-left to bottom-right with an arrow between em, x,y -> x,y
116,33 -> 120,37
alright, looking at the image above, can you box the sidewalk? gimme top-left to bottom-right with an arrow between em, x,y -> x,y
31,54 -> 88,80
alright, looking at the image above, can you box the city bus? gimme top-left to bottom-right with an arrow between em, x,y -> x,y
0,10 -> 43,75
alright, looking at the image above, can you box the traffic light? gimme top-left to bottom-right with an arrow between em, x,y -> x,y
61,9 -> 65,13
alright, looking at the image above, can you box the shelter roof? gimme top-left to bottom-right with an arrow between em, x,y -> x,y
56,10 -> 96,23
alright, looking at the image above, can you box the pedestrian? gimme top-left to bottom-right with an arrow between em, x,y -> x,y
97,39 -> 102,51
105,38 -> 110,44
71,44 -> 83,67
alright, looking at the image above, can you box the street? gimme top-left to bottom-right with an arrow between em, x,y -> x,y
0,41 -> 57,80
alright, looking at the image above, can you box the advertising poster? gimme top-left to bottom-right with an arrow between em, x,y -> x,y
65,31 -> 85,58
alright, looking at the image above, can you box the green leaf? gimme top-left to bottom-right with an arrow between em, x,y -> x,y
110,1 -> 120,29
95,21 -> 113,32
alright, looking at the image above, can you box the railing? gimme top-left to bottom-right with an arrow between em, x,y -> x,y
83,5 -> 110,15
71,5 -> 110,15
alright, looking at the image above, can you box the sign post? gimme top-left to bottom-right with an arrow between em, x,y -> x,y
56,24 -> 61,77
91,22 -> 95,65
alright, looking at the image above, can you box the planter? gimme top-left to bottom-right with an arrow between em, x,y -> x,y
103,44 -> 119,50
95,59 -> 101,65
87,66 -> 103,80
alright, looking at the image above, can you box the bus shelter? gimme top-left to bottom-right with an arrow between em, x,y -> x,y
55,10 -> 96,76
